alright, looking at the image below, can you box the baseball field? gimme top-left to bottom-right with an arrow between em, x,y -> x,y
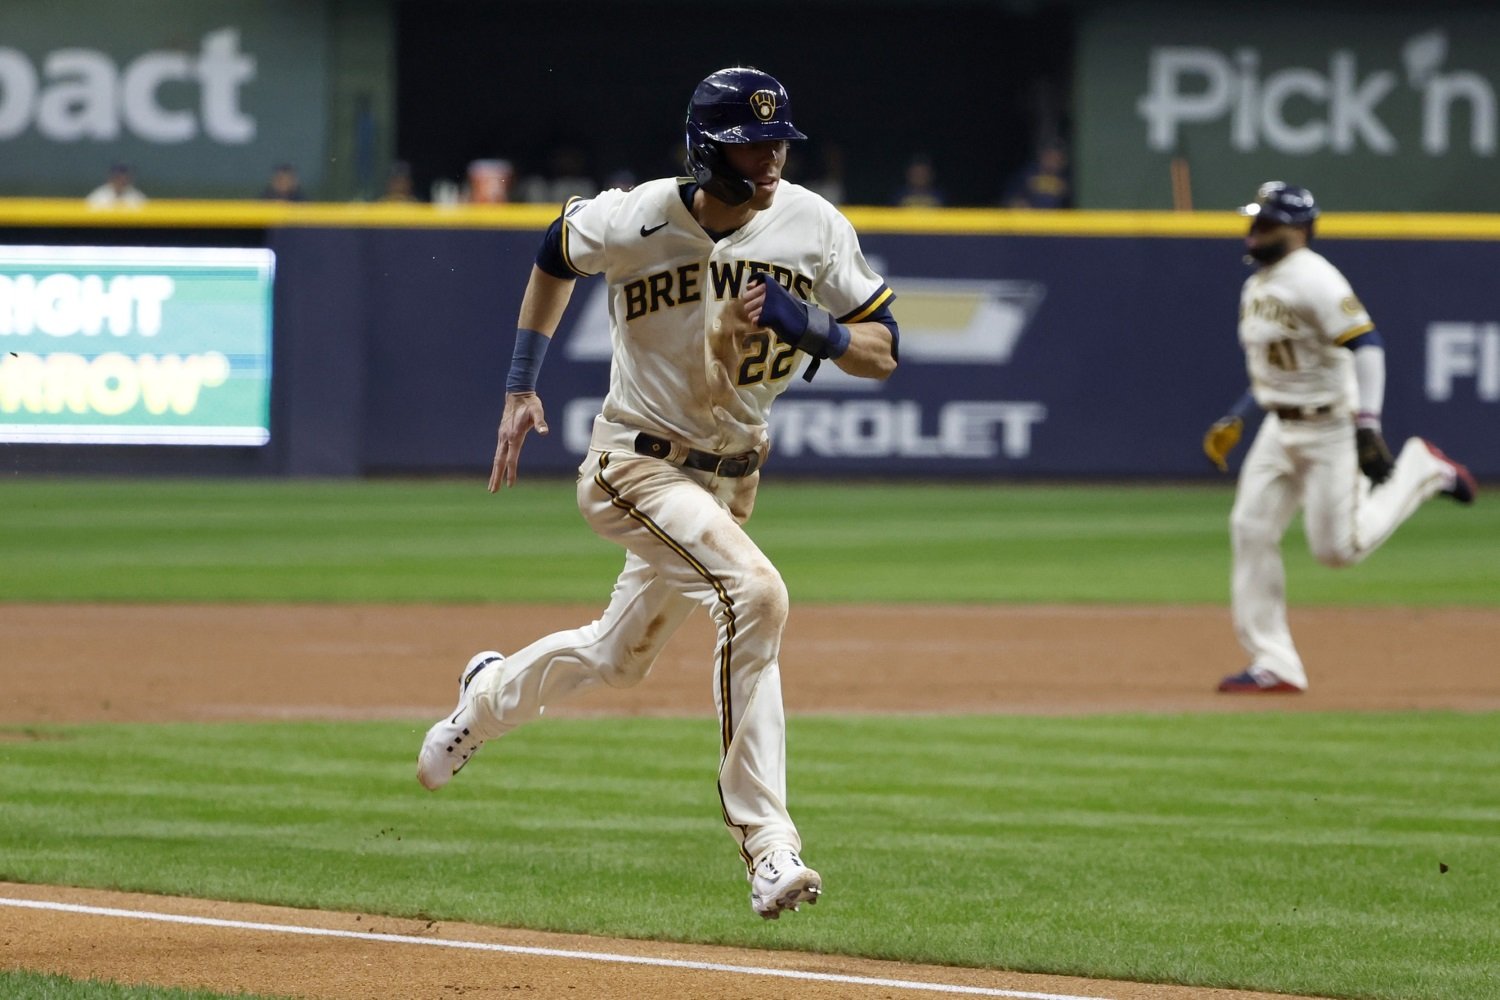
2,477 -> 1497,1000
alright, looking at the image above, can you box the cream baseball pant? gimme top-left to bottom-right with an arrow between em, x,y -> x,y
1230,413 -> 1451,688
464,447 -> 798,869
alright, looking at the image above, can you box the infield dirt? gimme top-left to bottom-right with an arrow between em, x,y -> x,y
4,602 -> 1497,999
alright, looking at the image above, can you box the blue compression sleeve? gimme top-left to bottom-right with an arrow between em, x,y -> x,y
506,328 -> 551,393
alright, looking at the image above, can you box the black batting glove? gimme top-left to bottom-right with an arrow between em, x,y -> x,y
1356,426 -> 1395,485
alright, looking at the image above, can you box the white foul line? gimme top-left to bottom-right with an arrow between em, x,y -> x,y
0,896 -> 1113,1000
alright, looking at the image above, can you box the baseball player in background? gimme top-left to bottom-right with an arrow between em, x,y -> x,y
1204,182 -> 1477,694
417,67 -> 899,918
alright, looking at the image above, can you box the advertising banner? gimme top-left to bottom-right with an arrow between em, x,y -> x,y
1076,5 -> 1500,212
10,218 -> 1490,477
353,225 -> 1494,478
0,245 -> 274,445
0,0 -> 329,198
473,231 -> 1247,477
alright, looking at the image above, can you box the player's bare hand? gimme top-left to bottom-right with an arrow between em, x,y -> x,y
490,391 -> 549,492
741,279 -> 768,326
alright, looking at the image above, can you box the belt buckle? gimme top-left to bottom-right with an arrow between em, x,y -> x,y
715,453 -> 755,477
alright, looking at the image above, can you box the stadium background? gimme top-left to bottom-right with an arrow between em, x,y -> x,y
2,3 -> 1498,999
3,0 -> 1497,479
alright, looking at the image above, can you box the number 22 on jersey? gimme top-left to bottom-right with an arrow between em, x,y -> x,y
738,332 -> 799,386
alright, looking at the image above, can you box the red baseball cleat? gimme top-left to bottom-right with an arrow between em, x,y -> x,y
1217,667 -> 1305,694
1422,440 -> 1477,505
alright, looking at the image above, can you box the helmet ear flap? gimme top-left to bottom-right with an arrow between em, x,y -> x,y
685,135 -> 754,206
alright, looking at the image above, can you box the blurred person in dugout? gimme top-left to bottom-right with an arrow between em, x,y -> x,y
86,162 -> 146,207
1002,139 -> 1071,209
261,163 -> 305,201
793,143 -> 845,206
467,159 -> 515,203
893,154 -> 944,207
380,161 -> 418,202
515,145 -> 596,204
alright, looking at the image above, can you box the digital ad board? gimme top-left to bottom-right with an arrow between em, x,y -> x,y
0,245 -> 275,445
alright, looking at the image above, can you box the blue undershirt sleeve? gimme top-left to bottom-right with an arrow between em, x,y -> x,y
534,217 -> 574,280
1341,328 -> 1384,351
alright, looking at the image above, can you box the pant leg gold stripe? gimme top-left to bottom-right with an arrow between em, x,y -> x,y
593,456 -> 750,854
597,473 -> 737,752
719,786 -> 754,868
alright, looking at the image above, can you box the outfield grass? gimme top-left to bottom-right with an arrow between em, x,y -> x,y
0,477 -> 1494,604
0,971 -> 284,1000
1,713 -> 1497,1000
2,475 -> 1496,1000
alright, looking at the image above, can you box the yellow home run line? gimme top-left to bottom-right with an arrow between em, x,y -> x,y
0,896 -> 1110,1000
2,197 -> 1500,239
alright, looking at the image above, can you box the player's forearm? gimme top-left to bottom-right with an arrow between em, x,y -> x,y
831,322 -> 898,380
506,267 -> 577,397
516,265 -> 576,335
1224,390 -> 1257,421
1351,344 -> 1386,426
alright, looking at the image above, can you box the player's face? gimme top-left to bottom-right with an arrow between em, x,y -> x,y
724,140 -> 788,209
1245,217 -> 1300,263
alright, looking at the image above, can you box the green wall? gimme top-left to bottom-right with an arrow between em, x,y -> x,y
0,0 -> 393,200
1076,2 -> 1500,211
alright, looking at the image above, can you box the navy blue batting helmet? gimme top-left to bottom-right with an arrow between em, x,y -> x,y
685,67 -> 806,205
1239,181 -> 1319,227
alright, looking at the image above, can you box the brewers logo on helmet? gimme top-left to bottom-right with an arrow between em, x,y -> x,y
750,90 -> 777,122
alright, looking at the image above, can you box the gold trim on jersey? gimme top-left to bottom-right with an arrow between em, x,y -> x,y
558,196 -> 592,279
592,452 -> 753,865
1334,321 -> 1376,345
840,285 -> 895,324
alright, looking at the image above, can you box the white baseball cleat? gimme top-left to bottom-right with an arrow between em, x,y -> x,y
748,849 -> 822,920
417,651 -> 503,791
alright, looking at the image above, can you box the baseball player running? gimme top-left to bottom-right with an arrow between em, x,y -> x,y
1204,182 -> 1477,694
417,67 -> 899,919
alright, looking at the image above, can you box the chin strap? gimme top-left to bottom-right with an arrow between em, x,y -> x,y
689,138 -> 753,206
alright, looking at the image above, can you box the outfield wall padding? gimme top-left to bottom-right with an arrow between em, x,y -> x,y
3,211 -> 1495,478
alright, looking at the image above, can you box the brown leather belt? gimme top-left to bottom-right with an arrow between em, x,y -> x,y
634,432 -> 760,478
1272,404 -> 1335,421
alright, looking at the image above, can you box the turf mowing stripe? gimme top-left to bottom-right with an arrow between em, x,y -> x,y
0,896 -> 1111,1000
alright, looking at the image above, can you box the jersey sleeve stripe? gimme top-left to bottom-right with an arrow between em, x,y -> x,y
558,197 -> 594,278
1334,321 -> 1376,345
839,285 -> 895,324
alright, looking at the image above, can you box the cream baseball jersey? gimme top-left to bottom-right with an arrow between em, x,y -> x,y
557,177 -> 893,455
1238,246 -> 1373,409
